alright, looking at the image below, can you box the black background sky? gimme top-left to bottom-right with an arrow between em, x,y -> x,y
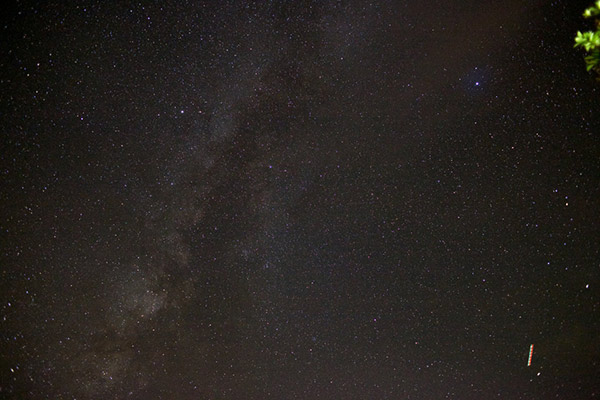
1,1 -> 599,399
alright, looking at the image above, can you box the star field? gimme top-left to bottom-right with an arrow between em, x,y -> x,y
1,1 -> 599,399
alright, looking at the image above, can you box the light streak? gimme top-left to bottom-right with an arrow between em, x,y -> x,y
527,344 -> 534,366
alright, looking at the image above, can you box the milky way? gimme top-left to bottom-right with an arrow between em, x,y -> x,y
1,1 -> 599,399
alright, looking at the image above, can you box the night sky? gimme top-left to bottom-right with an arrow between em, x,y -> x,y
1,1 -> 600,399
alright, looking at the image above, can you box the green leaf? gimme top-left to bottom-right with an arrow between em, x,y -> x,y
584,3 -> 600,17
574,31 -> 587,47
584,52 -> 600,71
576,3 -> 600,75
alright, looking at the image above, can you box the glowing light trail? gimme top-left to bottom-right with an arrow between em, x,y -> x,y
527,344 -> 534,366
